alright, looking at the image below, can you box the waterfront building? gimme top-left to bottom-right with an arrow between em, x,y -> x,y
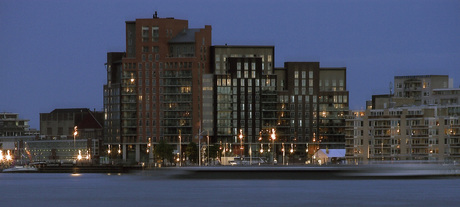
346,106 -> 460,164
0,112 -> 36,137
0,112 -> 38,164
104,13 -> 211,163
212,58 -> 348,163
347,75 -> 460,164
104,14 -> 349,164
38,108 -> 104,162
211,46 -> 275,156
280,63 -> 348,161
372,75 -> 452,109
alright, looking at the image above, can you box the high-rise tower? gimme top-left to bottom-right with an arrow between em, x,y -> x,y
104,14 -> 211,162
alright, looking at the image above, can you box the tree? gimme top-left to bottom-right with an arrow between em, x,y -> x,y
186,142 -> 198,164
208,145 -> 219,159
154,140 -> 174,165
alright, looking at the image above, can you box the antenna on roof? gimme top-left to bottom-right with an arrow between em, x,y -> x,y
153,11 -> 158,19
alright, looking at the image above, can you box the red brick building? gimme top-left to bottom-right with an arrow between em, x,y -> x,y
104,13 -> 211,162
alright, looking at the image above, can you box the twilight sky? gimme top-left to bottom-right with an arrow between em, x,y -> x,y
1,0 -> 459,129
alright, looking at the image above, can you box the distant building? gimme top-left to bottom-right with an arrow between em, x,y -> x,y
0,112 -> 38,164
0,112 -> 36,137
40,108 -> 103,140
372,75 -> 453,109
36,108 -> 104,162
394,75 -> 451,106
346,106 -> 460,164
348,75 -> 460,164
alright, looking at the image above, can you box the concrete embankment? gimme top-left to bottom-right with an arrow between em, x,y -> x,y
37,165 -> 142,173
140,165 -> 460,180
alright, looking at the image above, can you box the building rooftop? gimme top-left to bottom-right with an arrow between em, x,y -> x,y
48,108 -> 90,114
212,45 -> 274,48
394,75 -> 448,79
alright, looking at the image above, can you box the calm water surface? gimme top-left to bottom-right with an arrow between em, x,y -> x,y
1,173 -> 459,207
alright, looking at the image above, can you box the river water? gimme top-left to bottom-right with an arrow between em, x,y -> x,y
1,173 -> 459,207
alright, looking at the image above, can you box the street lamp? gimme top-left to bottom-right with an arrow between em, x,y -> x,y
6,150 -> 12,161
197,129 -> 208,166
77,150 -> 82,160
178,130 -> 181,167
271,128 -> 276,165
73,126 -> 78,159
282,143 -> 285,165
239,129 -> 244,164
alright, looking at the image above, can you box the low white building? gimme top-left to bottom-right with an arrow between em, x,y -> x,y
313,149 -> 345,165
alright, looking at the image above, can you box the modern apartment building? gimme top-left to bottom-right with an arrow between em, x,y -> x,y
211,55 -> 348,163
0,112 -> 37,160
370,75 -> 453,110
346,105 -> 460,164
104,14 -> 211,162
211,46 -> 275,149
347,75 -> 460,164
104,14 -> 349,164
281,63 -> 348,159
0,112 -> 34,137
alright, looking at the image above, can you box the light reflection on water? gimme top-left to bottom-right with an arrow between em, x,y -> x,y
1,173 -> 459,207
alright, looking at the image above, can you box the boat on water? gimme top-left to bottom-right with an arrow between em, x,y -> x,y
2,165 -> 38,173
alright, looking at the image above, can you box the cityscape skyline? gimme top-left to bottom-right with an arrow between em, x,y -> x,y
1,0 -> 460,129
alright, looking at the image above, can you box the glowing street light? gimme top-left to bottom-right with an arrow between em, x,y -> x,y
73,126 -> 78,148
271,128 -> 276,164
6,150 -> 12,161
179,130 -> 182,167
77,150 -> 82,160
239,129 -> 244,164
282,143 -> 285,165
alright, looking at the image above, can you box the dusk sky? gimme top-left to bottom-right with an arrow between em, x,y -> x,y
1,0 -> 459,129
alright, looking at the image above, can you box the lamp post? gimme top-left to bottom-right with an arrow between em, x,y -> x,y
207,132 -> 209,166
179,130 -> 181,167
73,126 -> 78,160
282,143 -> 285,165
147,138 -> 153,167
239,129 -> 244,165
198,129 -> 208,167
271,128 -> 276,165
